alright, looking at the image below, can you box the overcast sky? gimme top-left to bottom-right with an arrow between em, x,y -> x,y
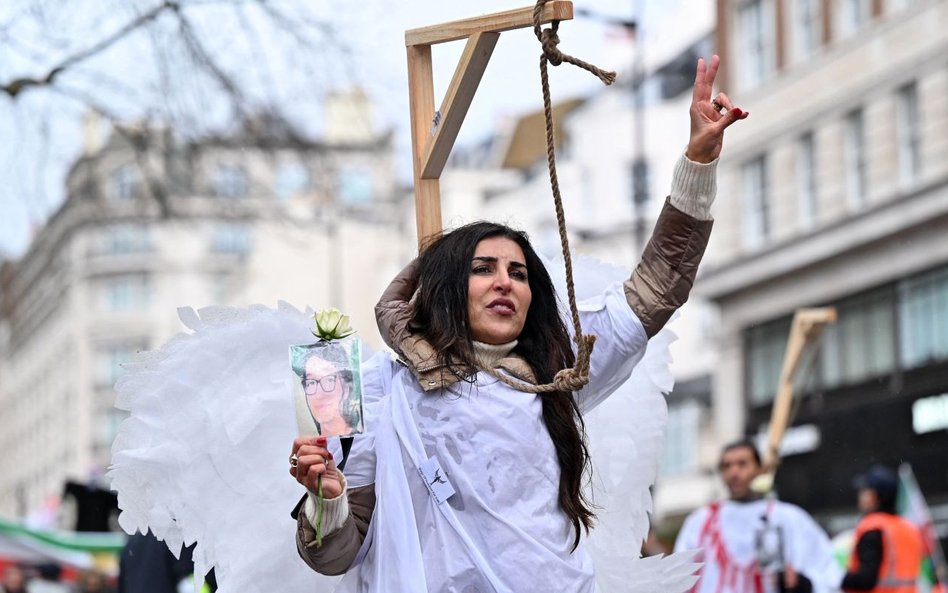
0,0 -> 696,257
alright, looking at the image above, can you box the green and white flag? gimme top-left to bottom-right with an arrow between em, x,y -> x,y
897,463 -> 947,592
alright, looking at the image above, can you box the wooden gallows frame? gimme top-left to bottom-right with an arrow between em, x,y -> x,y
404,1 -> 613,395
405,1 -> 574,247
759,307 -> 837,487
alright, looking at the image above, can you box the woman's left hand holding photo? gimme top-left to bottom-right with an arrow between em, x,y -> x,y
290,436 -> 342,498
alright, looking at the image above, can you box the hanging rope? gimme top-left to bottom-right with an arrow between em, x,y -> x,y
484,0 -> 616,394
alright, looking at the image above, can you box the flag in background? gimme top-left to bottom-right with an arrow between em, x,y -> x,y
898,463 -> 948,593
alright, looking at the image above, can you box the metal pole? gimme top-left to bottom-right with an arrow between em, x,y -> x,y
631,0 -> 647,254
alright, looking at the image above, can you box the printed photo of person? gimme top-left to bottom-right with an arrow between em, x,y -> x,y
290,340 -> 363,437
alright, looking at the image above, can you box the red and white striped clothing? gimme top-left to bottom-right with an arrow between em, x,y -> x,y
674,499 -> 844,593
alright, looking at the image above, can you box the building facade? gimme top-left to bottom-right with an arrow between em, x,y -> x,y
704,0 -> 948,540
0,95 -> 405,520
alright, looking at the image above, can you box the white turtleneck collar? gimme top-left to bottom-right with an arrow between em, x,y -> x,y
472,340 -> 517,369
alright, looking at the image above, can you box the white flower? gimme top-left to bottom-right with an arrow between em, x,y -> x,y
750,472 -> 775,494
312,307 -> 355,340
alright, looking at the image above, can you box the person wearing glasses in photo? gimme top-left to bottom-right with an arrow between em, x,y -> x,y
299,346 -> 363,438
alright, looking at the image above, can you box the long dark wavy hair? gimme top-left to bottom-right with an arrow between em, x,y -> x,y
410,221 -> 594,550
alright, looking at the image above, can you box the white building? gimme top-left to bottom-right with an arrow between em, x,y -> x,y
0,93 -> 406,520
702,0 -> 948,539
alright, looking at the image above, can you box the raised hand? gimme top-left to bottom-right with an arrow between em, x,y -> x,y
686,54 -> 748,164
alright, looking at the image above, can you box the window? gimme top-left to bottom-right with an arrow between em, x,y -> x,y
112,165 -> 142,201
899,266 -> 948,369
275,163 -> 309,201
736,0 -> 774,89
661,401 -> 700,476
337,167 -> 374,205
213,165 -> 249,199
102,224 -> 151,255
792,0 -> 822,61
101,275 -> 150,312
746,268 -> 948,406
839,0 -> 871,38
797,132 -> 818,229
844,109 -> 867,208
746,318 -> 792,405
821,288 -> 897,387
896,82 -> 921,187
211,224 -> 251,255
95,344 -> 144,387
742,155 -> 770,248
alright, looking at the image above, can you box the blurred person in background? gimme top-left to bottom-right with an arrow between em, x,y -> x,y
674,439 -> 843,593
24,564 -> 70,593
1,565 -> 28,593
74,571 -> 111,593
842,465 -> 923,593
118,531 -> 216,593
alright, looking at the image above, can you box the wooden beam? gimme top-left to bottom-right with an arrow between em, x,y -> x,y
405,1 -> 573,47
406,44 -> 443,248
406,2 -> 577,243
763,307 -> 837,471
421,32 -> 499,180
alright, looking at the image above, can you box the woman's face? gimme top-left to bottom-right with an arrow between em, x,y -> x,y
303,356 -> 346,422
467,237 -> 532,345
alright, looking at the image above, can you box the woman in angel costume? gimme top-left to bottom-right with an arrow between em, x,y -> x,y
109,56 -> 747,593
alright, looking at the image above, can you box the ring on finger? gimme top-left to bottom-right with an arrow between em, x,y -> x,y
711,98 -> 725,113
289,453 -> 299,467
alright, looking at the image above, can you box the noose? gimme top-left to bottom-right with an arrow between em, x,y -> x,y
484,0 -> 616,394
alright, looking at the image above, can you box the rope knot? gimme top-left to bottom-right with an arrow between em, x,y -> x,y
540,28 -> 563,66
533,0 -> 617,85
552,334 -> 597,392
552,368 -> 587,392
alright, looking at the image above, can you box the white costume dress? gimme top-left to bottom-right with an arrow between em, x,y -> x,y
674,499 -> 844,593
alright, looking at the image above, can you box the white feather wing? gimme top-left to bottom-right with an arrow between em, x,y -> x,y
548,254 -> 701,593
108,302 -> 340,593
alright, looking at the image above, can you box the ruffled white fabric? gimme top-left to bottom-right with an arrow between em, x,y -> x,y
108,302 -> 342,592
108,256 -> 698,593
547,255 -> 701,593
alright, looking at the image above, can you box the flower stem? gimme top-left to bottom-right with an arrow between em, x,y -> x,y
315,475 -> 324,546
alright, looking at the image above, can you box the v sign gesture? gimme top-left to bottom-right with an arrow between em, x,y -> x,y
686,55 -> 748,164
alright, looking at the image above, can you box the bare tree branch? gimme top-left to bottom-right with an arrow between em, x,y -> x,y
0,0 -> 353,231
1,1 -> 181,98
172,6 -> 251,122
49,83 -> 173,217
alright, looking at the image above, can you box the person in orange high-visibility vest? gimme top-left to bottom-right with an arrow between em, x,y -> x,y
842,465 -> 924,593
